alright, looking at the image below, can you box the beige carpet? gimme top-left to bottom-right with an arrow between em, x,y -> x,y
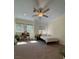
14,40 -> 64,59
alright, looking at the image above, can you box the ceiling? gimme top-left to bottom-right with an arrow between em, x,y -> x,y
14,0 -> 65,21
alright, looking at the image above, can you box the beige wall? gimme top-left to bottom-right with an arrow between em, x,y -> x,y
15,18 -> 34,25
48,16 -> 65,45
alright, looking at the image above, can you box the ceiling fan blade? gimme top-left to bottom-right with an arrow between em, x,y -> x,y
43,4 -> 48,10
33,8 -> 37,12
43,8 -> 49,13
43,15 -> 48,18
33,8 -> 40,12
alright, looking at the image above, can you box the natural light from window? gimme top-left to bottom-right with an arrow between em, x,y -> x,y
29,40 -> 38,43
17,42 -> 27,45
17,40 -> 38,45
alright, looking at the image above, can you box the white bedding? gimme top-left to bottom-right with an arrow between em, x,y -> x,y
40,35 -> 59,43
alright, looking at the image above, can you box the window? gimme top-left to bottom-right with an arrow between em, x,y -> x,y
27,25 -> 34,38
16,24 -> 24,32
27,25 -> 33,33
16,23 -> 34,38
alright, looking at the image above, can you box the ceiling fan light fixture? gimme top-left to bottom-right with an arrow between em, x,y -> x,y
33,7 -> 49,18
36,12 -> 43,17
38,13 -> 43,16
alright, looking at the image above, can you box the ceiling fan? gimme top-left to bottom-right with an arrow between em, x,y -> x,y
33,7 -> 49,18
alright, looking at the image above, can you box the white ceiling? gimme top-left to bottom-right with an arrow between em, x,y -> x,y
14,0 -> 65,21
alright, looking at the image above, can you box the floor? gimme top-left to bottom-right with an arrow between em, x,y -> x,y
14,40 -> 64,59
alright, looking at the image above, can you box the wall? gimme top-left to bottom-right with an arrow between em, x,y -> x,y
15,18 -> 34,25
48,15 -> 65,45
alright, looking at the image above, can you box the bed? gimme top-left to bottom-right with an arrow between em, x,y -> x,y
40,34 -> 59,43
